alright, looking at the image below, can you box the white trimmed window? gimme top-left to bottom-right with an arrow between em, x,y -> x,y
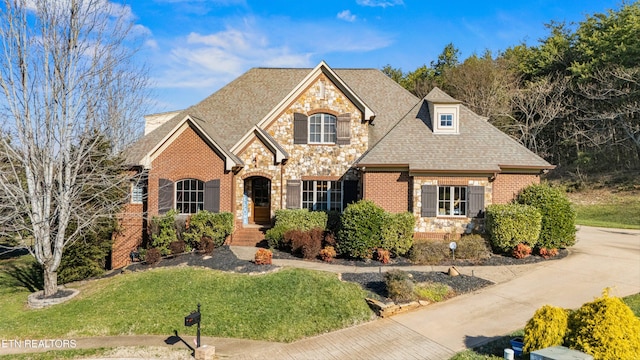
302,180 -> 342,211
438,186 -> 467,216
440,114 -> 453,127
131,183 -> 144,204
176,179 -> 204,214
308,113 -> 337,144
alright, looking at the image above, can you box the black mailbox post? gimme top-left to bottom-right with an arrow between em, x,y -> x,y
184,303 -> 201,348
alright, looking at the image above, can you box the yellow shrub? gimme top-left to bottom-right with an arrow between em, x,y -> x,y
523,305 -> 568,352
565,290 -> 640,360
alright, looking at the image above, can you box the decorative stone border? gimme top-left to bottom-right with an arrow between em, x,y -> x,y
27,288 -> 80,309
366,298 -> 430,318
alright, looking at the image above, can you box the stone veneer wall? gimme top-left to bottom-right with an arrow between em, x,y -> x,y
235,74 -> 368,221
413,176 -> 492,235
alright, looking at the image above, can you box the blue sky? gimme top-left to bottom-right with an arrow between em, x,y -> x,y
126,0 -> 623,112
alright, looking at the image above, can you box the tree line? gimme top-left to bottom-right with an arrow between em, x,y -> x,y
383,2 -> 640,176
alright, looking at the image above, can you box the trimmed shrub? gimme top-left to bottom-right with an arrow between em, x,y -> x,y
169,240 -> 186,255
145,248 -> 161,265
455,234 -> 491,260
319,246 -> 336,262
523,305 -> 569,353
337,200 -> 385,259
565,289 -> 640,359
287,228 -> 323,260
375,248 -> 390,264
254,248 -> 272,265
265,224 -> 288,249
517,183 -> 577,249
512,243 -> 532,259
539,247 -> 559,259
409,240 -> 449,265
265,209 -> 328,250
413,282 -> 453,303
197,236 -> 215,254
182,211 -> 234,249
149,210 -> 178,254
380,212 -> 415,257
485,203 -> 541,253
384,269 -> 414,303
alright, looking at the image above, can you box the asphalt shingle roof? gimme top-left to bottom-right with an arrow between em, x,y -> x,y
124,67 -> 551,172
356,88 -> 553,171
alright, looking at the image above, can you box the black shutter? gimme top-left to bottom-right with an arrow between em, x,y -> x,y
336,113 -> 351,145
286,180 -> 301,209
342,180 -> 358,209
205,179 -> 220,213
293,112 -> 307,144
468,186 -> 485,218
158,178 -> 173,214
421,185 -> 437,217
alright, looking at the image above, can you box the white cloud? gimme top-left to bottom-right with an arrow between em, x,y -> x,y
356,0 -> 404,8
337,10 -> 356,22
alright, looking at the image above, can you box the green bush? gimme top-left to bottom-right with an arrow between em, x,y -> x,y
336,200 -> 385,259
182,211 -> 234,249
384,269 -> 414,303
265,224 -> 289,249
455,234 -> 491,260
517,183 -> 577,249
380,212 -> 415,257
485,204 -> 541,253
523,305 -> 569,353
413,282 -> 452,302
565,290 -> 640,359
409,240 -> 449,265
265,209 -> 328,250
58,221 -> 113,284
149,210 -> 178,254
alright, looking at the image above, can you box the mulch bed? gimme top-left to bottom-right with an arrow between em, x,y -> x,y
114,245 -> 568,305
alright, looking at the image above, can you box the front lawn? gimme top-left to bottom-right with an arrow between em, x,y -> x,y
567,189 -> 640,229
0,265 -> 372,342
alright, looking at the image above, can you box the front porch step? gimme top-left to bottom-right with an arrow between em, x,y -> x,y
231,226 -> 269,246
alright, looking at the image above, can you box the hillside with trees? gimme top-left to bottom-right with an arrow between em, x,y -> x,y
383,2 -> 640,180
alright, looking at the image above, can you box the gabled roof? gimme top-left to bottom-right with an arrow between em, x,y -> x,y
425,87 -> 462,104
125,64 -> 419,167
356,88 -> 554,172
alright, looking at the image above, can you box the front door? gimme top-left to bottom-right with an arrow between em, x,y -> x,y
252,178 -> 271,224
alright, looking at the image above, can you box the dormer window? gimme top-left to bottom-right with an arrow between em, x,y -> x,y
440,114 -> 453,127
433,105 -> 460,134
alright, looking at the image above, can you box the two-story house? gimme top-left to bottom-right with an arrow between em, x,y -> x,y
111,61 -> 553,268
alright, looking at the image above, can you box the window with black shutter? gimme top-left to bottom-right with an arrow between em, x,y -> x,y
158,178 -> 174,214
204,179 -> 221,213
336,113 -> 351,145
286,180 -> 301,209
467,186 -> 485,218
293,113 -> 307,144
421,185 -> 437,217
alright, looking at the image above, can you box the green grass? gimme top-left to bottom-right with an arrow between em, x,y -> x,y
0,264 -> 372,342
0,348 -> 107,360
450,293 -> 640,359
573,195 -> 640,229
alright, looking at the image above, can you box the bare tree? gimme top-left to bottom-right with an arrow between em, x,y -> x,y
507,74 -> 571,157
576,66 -> 640,166
0,0 -> 149,296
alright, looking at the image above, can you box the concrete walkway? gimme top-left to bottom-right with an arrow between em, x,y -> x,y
1,226 -> 638,359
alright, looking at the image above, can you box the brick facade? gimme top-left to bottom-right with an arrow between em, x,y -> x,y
491,173 -> 540,204
147,125 -> 234,216
362,171 -> 411,213
111,202 -> 144,269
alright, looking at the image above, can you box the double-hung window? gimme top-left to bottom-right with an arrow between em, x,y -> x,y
302,180 -> 342,211
308,113 -> 336,144
438,186 -> 466,216
131,183 -> 144,204
176,179 -> 204,214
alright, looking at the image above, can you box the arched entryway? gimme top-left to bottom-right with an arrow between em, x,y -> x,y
244,176 -> 271,224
